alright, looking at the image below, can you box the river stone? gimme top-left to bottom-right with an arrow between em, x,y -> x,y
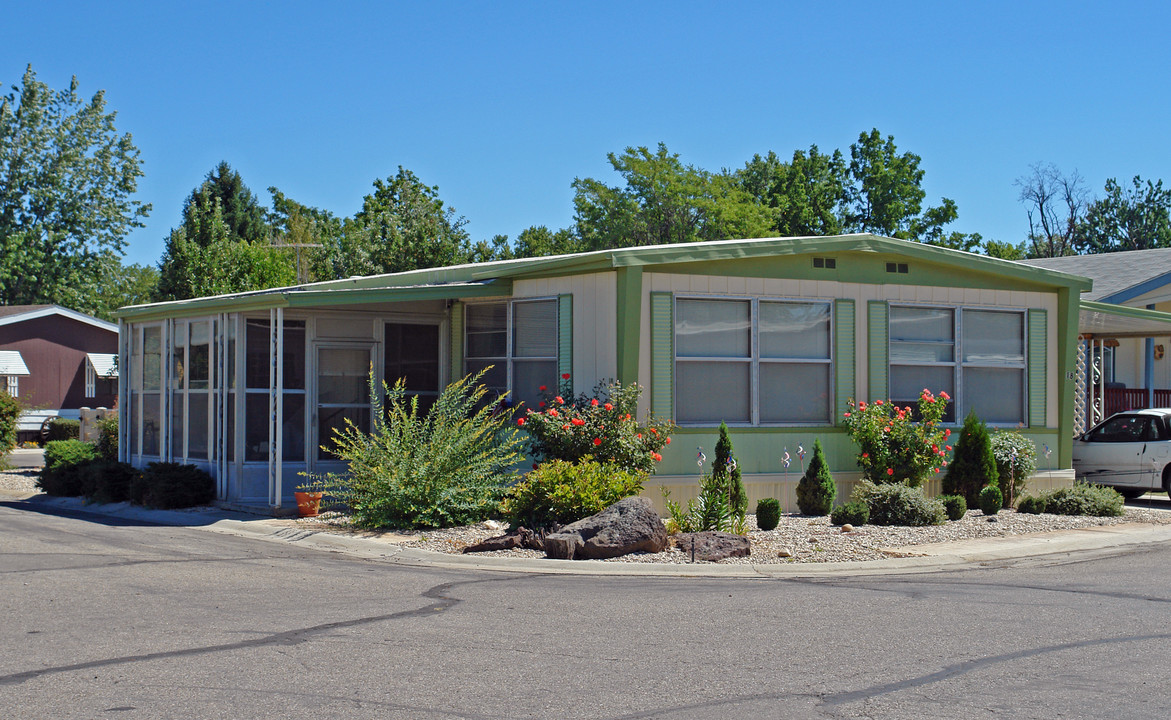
841,524 -> 855,533
543,497 -> 668,560
778,548 -> 793,558
673,531 -> 751,561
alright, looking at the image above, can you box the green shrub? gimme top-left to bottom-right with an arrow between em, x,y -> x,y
990,430 -> 1036,508
938,494 -> 968,521
943,411 -> 999,507
853,481 -> 946,526
979,485 -> 1003,515
312,370 -> 526,530
45,418 -> 80,442
85,462 -> 139,504
1016,494 -> 1045,514
831,500 -> 869,526
500,457 -> 645,530
522,379 -> 674,475
712,422 -> 748,525
96,414 -> 119,462
139,462 -> 214,509
796,439 -> 836,515
37,440 -> 98,496
755,498 -> 781,531
664,472 -> 733,533
1040,484 -> 1125,517
0,389 -> 22,452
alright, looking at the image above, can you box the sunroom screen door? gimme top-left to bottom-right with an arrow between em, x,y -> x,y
316,345 -> 373,461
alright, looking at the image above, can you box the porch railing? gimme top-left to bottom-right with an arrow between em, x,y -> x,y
1104,387 -> 1171,417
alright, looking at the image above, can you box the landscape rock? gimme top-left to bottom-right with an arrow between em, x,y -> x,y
672,531 -> 751,561
841,524 -> 854,533
544,497 -> 668,560
778,548 -> 793,558
462,527 -> 541,553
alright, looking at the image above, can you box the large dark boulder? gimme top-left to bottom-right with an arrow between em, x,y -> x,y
543,497 -> 668,560
462,527 -> 544,553
672,531 -> 751,562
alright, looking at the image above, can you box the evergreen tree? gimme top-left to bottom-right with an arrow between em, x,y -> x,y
796,439 -> 836,515
711,422 -> 748,525
943,411 -> 999,507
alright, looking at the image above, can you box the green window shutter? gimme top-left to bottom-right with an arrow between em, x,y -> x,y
835,299 -> 856,425
450,300 -> 464,381
649,292 -> 674,419
558,294 -> 573,380
1028,309 -> 1048,427
867,300 -> 889,402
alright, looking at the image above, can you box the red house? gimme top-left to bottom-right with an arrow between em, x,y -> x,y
0,305 -> 119,437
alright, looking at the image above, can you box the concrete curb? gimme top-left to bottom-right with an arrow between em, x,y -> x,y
12,493 -> 1171,578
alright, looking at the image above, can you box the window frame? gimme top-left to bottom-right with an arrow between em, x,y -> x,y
463,297 -> 559,408
673,294 -> 835,427
888,303 -> 1028,426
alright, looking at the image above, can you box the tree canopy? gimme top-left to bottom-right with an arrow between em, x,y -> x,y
0,65 -> 149,311
1077,176 -> 1171,253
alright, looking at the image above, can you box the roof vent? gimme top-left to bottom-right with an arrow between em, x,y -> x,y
812,257 -> 837,269
886,262 -> 908,274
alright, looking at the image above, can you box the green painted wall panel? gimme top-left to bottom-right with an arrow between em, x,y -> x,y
649,292 -> 674,419
1028,308 -> 1048,428
558,294 -> 573,380
834,299 -> 856,425
615,266 -> 643,385
868,300 -> 889,401
450,300 -> 464,380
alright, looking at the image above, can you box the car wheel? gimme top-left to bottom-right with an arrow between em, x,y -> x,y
1117,487 -> 1147,500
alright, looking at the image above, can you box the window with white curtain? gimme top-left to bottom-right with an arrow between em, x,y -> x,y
465,299 -> 558,411
675,298 -> 832,425
890,306 -> 1026,425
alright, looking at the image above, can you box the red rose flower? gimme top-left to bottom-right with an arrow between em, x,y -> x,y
604,402 -> 613,411
517,418 -> 525,426
538,385 -> 547,392
887,468 -> 894,476
590,398 -> 599,407
555,396 -> 564,405
571,417 -> 585,426
562,373 -> 571,380
664,437 -> 671,445
593,438 -> 602,446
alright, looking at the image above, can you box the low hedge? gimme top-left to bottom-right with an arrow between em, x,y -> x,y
37,440 -> 98,496
45,418 -> 81,442
140,462 -> 214,509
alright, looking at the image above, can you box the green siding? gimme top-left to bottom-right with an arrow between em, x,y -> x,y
834,299 -> 856,425
1028,308 -> 1048,427
615,266 -> 643,385
558,294 -> 573,380
450,300 -> 464,380
867,300 -> 889,401
649,292 -> 674,419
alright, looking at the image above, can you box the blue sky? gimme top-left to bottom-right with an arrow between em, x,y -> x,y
6,1 -> 1170,266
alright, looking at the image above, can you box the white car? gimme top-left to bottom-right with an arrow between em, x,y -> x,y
1073,409 -> 1171,499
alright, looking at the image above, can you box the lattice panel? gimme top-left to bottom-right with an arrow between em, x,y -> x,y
1074,336 -> 1088,435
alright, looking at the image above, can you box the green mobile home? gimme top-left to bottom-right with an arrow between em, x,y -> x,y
116,234 -> 1090,511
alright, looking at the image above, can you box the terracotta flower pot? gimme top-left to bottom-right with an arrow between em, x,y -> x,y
294,491 -> 323,517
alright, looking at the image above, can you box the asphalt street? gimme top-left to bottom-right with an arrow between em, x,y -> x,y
2,499 -> 1170,719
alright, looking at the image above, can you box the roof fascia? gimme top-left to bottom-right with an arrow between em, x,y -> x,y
0,306 -> 118,332
285,281 -> 513,307
1098,270 -> 1171,304
118,295 -> 289,322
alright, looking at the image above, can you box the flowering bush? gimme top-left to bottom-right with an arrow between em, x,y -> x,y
842,388 -> 952,487
521,376 -> 674,475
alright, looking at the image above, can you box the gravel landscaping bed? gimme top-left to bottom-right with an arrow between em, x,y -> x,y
0,468 -> 41,493
300,503 -> 1171,564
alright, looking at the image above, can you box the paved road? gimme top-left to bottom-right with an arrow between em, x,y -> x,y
3,500 -> 1170,719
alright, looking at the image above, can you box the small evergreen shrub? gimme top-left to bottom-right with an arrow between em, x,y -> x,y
0,389 -> 22,452
500,457 -> 646,530
755,498 -> 781,531
86,462 -> 139,505
45,418 -> 81,442
1016,495 -> 1045,514
96,415 -> 119,462
979,485 -> 1003,515
140,462 -> 214,509
831,500 -> 869,526
1040,484 -> 1125,517
854,481 -> 946,526
943,411 -> 999,507
712,422 -> 748,524
796,439 -> 836,515
37,440 -> 98,496
938,494 -> 968,521
990,430 -> 1036,508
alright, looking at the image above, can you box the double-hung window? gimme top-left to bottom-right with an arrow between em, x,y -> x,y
465,299 -> 558,411
889,306 -> 1026,425
675,298 -> 832,425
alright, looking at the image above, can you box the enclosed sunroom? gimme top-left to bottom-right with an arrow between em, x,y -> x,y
117,234 -> 1091,512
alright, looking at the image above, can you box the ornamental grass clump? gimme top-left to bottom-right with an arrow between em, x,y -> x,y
843,388 -> 951,488
312,370 -> 526,530
943,411 -> 999,507
796,439 -> 836,515
520,377 -> 673,475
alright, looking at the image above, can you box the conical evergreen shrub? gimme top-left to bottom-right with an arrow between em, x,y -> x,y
942,410 -> 999,507
712,422 -> 748,523
796,439 -> 836,515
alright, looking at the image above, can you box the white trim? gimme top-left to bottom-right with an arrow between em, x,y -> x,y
0,306 -> 118,332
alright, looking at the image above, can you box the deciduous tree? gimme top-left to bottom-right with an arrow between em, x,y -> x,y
1015,162 -> 1087,258
1076,176 -> 1171,253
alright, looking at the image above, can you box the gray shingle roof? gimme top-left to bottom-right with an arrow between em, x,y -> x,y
1019,249 -> 1171,302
